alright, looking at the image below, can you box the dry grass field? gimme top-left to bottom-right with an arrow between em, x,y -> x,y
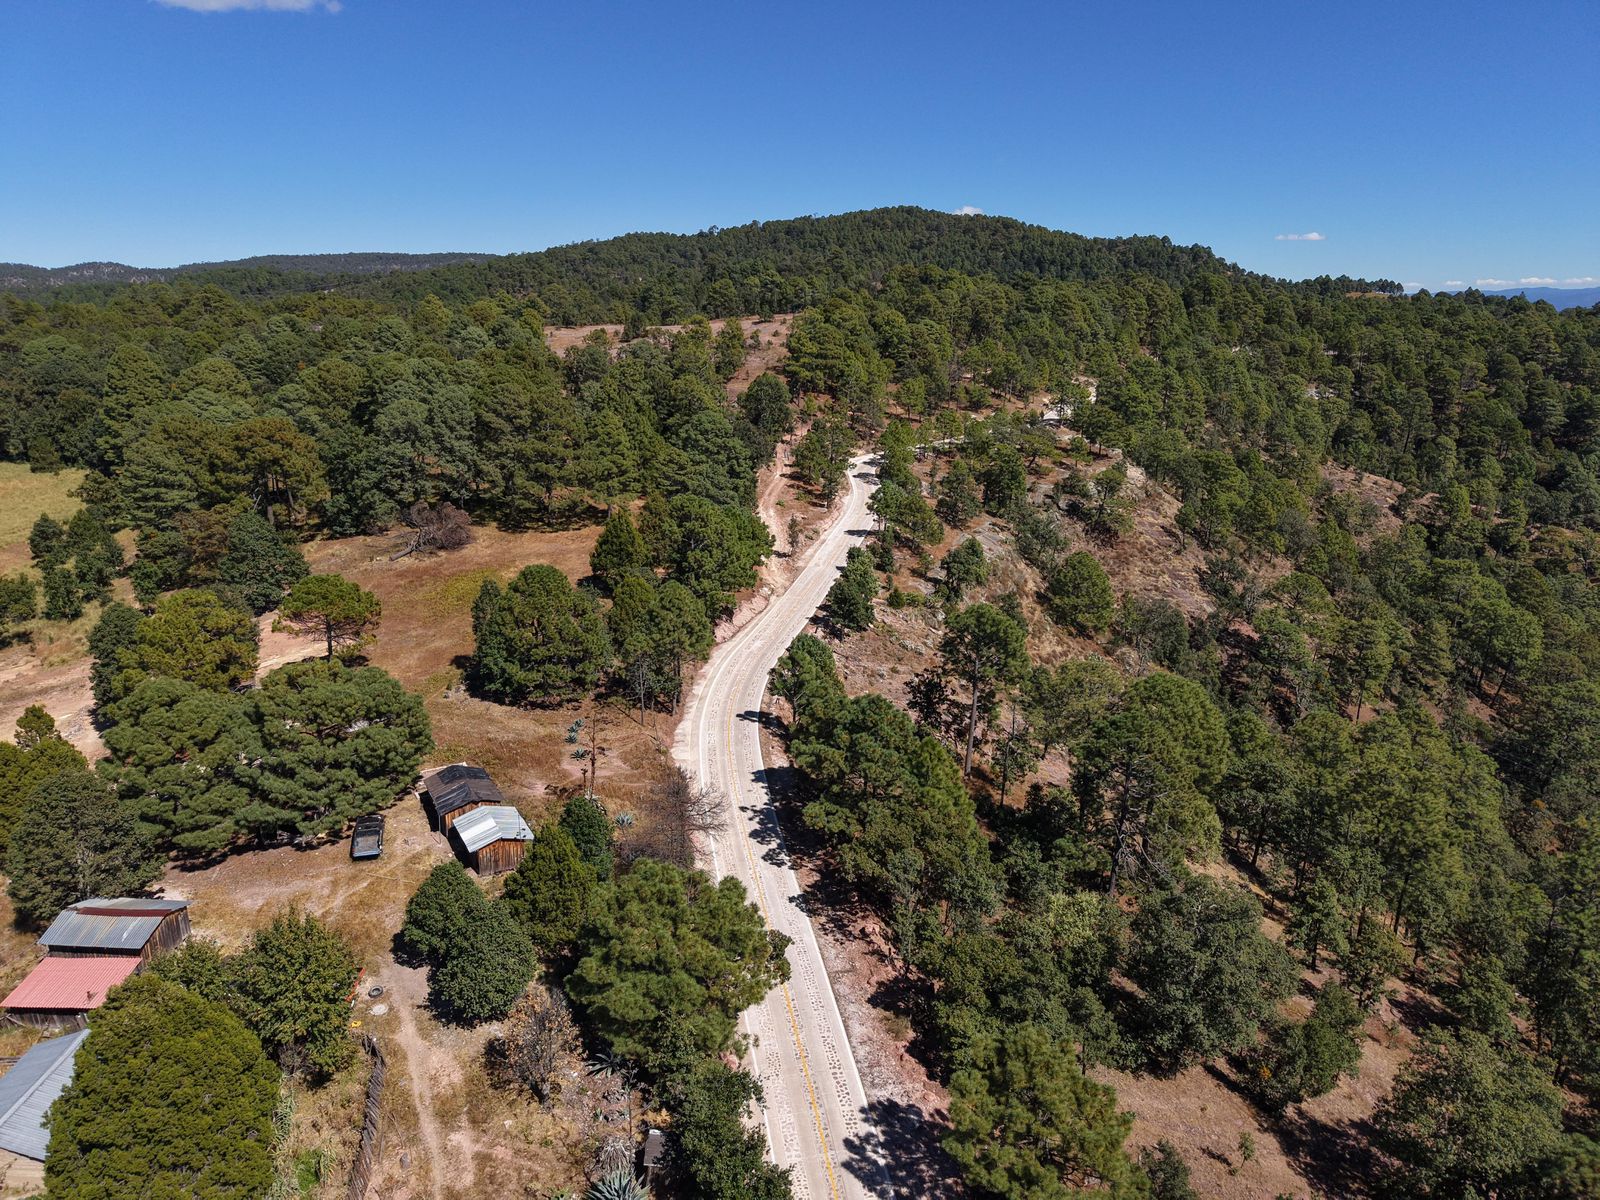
0,462 -> 83,570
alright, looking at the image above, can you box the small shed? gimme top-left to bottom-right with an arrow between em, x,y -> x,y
449,805 -> 534,875
2,956 -> 139,1030
0,1028 -> 87,1164
421,764 -> 506,833
39,898 -> 191,962
640,1128 -> 665,1182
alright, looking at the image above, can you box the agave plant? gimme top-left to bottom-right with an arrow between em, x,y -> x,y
584,1170 -> 647,1200
613,811 -> 635,828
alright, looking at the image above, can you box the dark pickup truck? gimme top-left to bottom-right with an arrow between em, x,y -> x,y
350,814 -> 385,861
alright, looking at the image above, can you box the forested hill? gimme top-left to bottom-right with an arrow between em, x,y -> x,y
1,207 -> 1402,321
353,207 -> 1283,321
0,251 -> 492,300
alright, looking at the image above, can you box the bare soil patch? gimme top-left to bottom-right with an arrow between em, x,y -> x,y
544,313 -> 795,401
1319,462 -> 1406,539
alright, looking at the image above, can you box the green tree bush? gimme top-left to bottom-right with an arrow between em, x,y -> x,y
428,900 -> 536,1024
469,566 -> 612,704
1374,1030 -> 1563,1198
567,858 -> 790,1070
216,509 -> 309,614
46,974 -> 279,1200
274,573 -> 382,660
500,824 -> 599,958
6,766 -> 161,927
230,911 -> 360,1079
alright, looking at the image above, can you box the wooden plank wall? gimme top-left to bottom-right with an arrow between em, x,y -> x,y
345,1034 -> 386,1200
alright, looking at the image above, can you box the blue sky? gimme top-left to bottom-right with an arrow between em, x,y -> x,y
2,0 -> 1596,290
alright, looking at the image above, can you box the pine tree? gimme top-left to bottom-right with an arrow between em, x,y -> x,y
120,589 -> 260,693
236,661 -> 431,838
1045,551 -> 1115,634
88,601 -> 145,709
567,859 -> 790,1068
6,766 -> 162,927
469,565 -> 612,703
45,975 -> 279,1200
501,824 -> 599,957
824,546 -> 878,631
103,676 -> 258,856
216,509 -> 309,614
944,1023 -> 1146,1200
402,861 -> 489,963
590,509 -> 648,593
275,573 -> 382,660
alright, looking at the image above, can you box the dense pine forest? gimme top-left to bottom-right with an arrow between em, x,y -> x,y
4,206 -> 1600,1198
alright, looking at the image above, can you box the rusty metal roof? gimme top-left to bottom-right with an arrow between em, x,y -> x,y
2,956 -> 138,1013
0,1028 -> 87,1161
450,805 -> 534,854
38,898 -> 188,953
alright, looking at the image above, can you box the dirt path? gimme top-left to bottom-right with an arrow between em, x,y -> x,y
381,962 -> 451,1199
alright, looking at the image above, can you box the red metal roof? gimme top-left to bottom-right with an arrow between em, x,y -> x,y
2,956 -> 138,1012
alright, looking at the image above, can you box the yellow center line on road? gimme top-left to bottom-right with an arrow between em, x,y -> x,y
726,687 -> 844,1200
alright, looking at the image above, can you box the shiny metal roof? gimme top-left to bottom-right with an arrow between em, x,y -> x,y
450,805 -> 534,854
0,1029 -> 87,1161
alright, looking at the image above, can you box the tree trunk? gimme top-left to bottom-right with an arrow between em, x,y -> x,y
963,670 -> 981,777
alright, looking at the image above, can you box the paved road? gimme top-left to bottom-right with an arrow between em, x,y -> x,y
675,456 -> 887,1200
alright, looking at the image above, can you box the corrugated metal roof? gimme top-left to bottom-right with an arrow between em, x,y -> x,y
38,898 -> 188,953
423,763 -> 504,820
450,805 -> 534,854
0,1029 -> 87,1161
2,956 -> 138,1013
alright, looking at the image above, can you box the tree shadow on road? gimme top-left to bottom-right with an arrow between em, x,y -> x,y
843,1097 -> 962,1198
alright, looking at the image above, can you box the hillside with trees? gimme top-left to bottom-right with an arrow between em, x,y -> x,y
2,205 -> 1600,1198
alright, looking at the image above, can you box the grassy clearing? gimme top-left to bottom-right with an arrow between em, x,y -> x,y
416,567 -> 502,619
0,462 -> 84,550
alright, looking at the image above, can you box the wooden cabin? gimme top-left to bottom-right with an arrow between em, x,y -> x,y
38,898 -> 191,964
2,956 -> 139,1030
421,763 -> 505,833
449,805 -> 534,875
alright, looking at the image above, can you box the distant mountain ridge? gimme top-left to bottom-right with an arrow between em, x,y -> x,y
0,251 -> 492,294
1484,285 -> 1600,310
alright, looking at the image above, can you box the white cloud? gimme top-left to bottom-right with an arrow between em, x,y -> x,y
1519,276 -> 1557,285
1562,276 -> 1599,286
1274,231 -> 1326,241
154,0 -> 341,12
1404,282 -> 1422,290
1475,278 -> 1515,288
954,205 -> 984,216
1443,280 -> 1465,288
